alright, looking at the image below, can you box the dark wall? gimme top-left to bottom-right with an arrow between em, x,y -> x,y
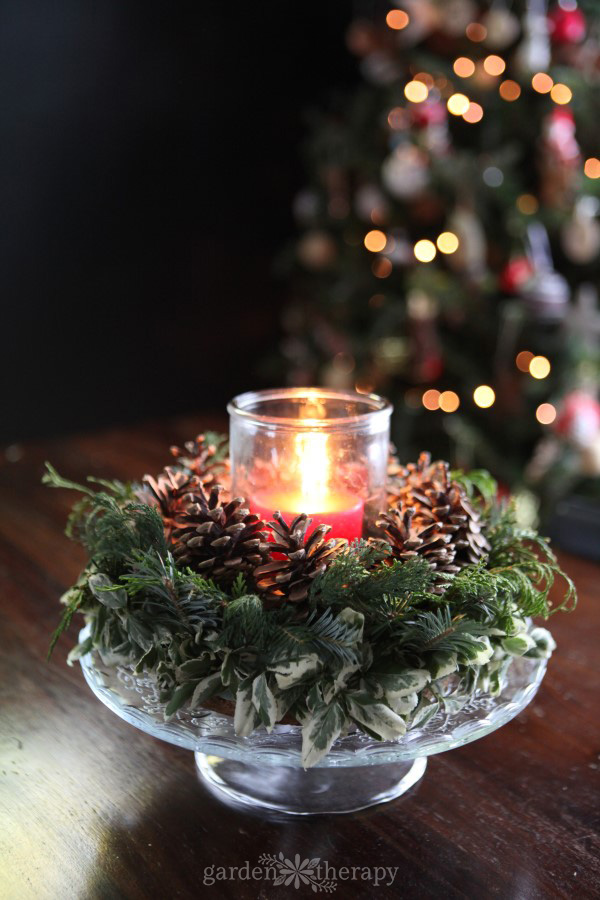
0,2 -> 355,442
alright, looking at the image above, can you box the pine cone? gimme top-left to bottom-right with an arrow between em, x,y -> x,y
254,512 -> 347,608
388,452 -> 491,566
376,505 -> 461,590
170,433 -> 230,492
172,484 -> 268,585
137,467 -> 200,540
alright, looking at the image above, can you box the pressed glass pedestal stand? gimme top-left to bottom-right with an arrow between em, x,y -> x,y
79,628 -> 547,816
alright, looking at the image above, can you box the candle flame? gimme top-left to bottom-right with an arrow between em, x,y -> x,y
296,431 -> 329,512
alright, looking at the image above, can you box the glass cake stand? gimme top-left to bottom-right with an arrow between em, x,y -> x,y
79,628 -> 547,815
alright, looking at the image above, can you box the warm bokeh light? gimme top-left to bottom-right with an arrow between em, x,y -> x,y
483,55 -> 506,76
516,350 -> 535,372
405,80 -> 429,103
439,391 -> 460,413
517,194 -> 539,215
453,57 -> 475,78
355,380 -> 374,395
422,389 -> 441,410
473,385 -> 495,408
584,157 -> 600,179
529,355 -> 551,379
415,72 -> 435,88
387,106 -> 407,130
437,231 -> 459,254
499,80 -> 521,101
536,403 -> 557,425
386,9 -> 410,30
372,257 -> 393,278
550,83 -> 572,105
364,229 -> 387,252
463,102 -> 484,123
414,239 -> 437,262
532,72 -> 553,94
466,22 -> 487,42
447,93 -> 470,116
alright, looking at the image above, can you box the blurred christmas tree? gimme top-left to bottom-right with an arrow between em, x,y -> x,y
279,0 -> 600,521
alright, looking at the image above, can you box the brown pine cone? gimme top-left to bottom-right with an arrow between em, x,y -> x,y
254,512 -> 347,608
172,484 -> 268,585
137,467 -> 200,540
376,505 -> 461,590
170,433 -> 230,492
388,452 -> 490,567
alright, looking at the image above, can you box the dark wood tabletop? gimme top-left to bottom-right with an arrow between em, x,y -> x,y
1,417 -> 599,900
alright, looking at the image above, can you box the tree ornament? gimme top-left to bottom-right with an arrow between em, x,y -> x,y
172,484 -> 269,585
297,231 -> 337,270
548,2 -> 586,44
437,0 -> 478,37
254,512 -> 347,609
554,390 -> 600,448
407,291 -> 444,383
540,107 -> 580,209
381,144 -> 429,200
516,0 -> 551,73
354,184 -> 389,223
500,256 -> 535,294
483,3 -> 521,50
447,205 -> 487,279
561,197 -> 600,265
387,452 -> 491,568
522,222 -> 569,320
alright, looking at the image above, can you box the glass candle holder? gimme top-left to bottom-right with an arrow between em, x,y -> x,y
228,388 -> 393,541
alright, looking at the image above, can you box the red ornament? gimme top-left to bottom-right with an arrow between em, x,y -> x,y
554,391 -> 600,446
548,4 -> 586,45
411,98 -> 447,128
500,256 -> 534,294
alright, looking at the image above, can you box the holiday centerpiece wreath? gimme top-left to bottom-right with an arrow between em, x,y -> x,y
45,432 -> 575,772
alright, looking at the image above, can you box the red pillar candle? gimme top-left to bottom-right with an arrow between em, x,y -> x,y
251,490 -> 364,542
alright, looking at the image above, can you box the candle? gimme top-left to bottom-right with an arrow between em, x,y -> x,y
250,431 -> 364,541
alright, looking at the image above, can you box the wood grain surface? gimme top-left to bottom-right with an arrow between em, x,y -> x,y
1,417 -> 599,900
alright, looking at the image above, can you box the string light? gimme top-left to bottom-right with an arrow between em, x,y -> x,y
405,80 -> 429,103
372,257 -> 392,278
415,72 -> 435,88
499,80 -> 521,101
466,22 -> 487,42
422,389 -> 441,410
550,83 -> 572,104
463,102 -> 484,123
483,167 -> 503,187
517,194 -> 539,215
529,355 -> 551,379
414,239 -> 437,262
447,93 -> 470,116
536,403 -> 557,425
386,9 -> 409,30
483,55 -> 506,76
532,72 -> 553,94
439,391 -> 460,412
437,232 -> 459,254
364,230 -> 387,252
387,107 -> 406,130
473,385 -> 495,408
584,158 -> 600,179
453,57 -> 475,78
516,350 -> 534,372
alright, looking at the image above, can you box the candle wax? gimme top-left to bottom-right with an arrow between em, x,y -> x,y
251,490 -> 364,542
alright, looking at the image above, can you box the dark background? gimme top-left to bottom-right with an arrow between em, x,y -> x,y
0,1 -> 357,443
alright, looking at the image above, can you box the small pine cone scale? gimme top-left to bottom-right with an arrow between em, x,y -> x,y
172,484 -> 269,585
254,512 -> 347,609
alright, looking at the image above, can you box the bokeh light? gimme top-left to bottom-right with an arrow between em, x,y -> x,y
369,293 -> 386,308
584,157 -> 600,179
372,257 -> 392,278
483,55 -> 506,76
536,403 -> 557,425
515,350 -> 534,372
414,239 -> 437,262
439,391 -> 460,412
529,355 -> 551,379
466,22 -> 487,42
422,389 -> 441,410
463,102 -> 484,123
499,80 -> 521,101
454,57 -> 475,78
517,194 -> 539,214
473,385 -> 495,408
405,80 -> 429,103
387,107 -> 407,130
386,9 -> 410,30
436,232 -> 459,254
483,166 -> 504,187
532,72 -> 553,94
364,230 -> 387,252
550,83 -> 572,104
447,93 -> 470,116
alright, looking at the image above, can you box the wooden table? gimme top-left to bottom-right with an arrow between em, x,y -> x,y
1,418 -> 599,899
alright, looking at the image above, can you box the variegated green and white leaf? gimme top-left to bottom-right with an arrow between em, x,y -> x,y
346,691 -> 407,741
460,635 -> 494,666
409,698 -> 440,729
233,685 -> 259,737
427,651 -> 458,679
269,654 -> 321,690
336,607 -> 365,642
373,669 -> 431,700
252,673 -> 278,731
502,632 -> 536,656
191,671 -> 222,709
301,701 -> 346,769
527,627 -> 557,658
88,573 -> 127,609
388,691 -> 418,716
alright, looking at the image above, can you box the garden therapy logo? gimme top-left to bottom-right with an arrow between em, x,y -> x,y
202,853 -> 399,890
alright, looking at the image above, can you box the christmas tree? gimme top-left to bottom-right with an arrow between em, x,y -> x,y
280,0 -> 600,520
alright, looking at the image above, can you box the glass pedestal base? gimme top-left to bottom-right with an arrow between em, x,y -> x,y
194,752 -> 428,815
